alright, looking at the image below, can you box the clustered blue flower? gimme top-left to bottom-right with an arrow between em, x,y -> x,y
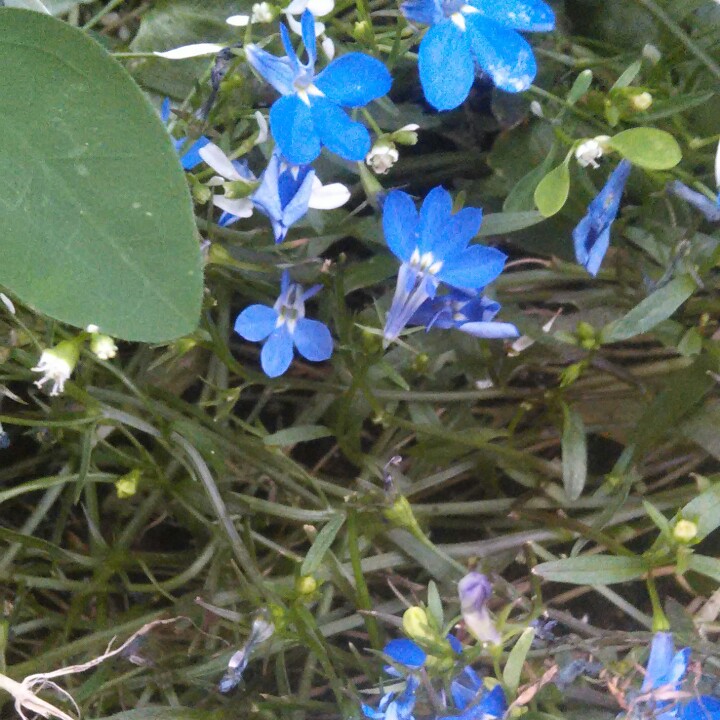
640,631 -> 720,720
362,635 -> 508,720
246,10 -> 392,164
382,186 -> 509,342
401,0 -> 555,110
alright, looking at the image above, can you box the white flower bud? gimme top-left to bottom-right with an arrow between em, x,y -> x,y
90,334 -> 118,361
251,2 -> 274,22
365,141 -> 399,174
642,43 -> 661,64
530,100 -> 543,117
631,92 -> 653,111
575,135 -> 611,169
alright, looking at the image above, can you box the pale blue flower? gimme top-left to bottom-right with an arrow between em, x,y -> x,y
161,98 -> 210,170
401,0 -> 554,110
641,632 -> 720,720
447,668 -> 507,720
245,10 -> 392,164
668,181 -> 720,222
251,148 -> 350,242
382,187 -> 507,342
458,571 -> 500,645
573,159 -> 632,276
411,290 -> 519,339
234,272 -> 333,377
362,676 -> 419,720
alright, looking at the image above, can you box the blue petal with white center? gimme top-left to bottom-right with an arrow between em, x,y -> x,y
402,0 -> 554,109
573,159 -> 632,276
383,187 -> 507,342
234,273 -> 333,378
246,10 -> 392,163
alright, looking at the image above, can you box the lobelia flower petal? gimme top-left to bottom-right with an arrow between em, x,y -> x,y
382,190 -> 419,262
573,218 -> 609,277
177,136 -> 211,170
154,43 -> 224,59
460,321 -> 520,338
417,185 -> 453,256
444,207 -> 484,251
314,53 -> 392,107
308,178 -> 350,209
668,181 -> 720,222
466,15 -> 536,93
300,9 -> 318,64
310,96 -> 372,161
680,697 -> 720,720
226,14 -> 250,25
467,0 -> 555,31
261,327 -> 295,377
401,0 -> 444,26
199,142 -> 244,180
439,244 -> 507,289
213,195 -> 254,219
276,168 -> 315,241
642,632 -> 676,692
246,44 -> 297,95
235,304 -> 279,342
383,638 -> 426,668
279,21 -> 303,72
270,94 -> 322,164
418,21 -> 475,111
293,318 -> 334,361
307,0 -> 334,15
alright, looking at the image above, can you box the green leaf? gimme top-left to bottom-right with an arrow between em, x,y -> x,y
688,554 -> 720,583
602,275 -> 696,343
567,70 -> 593,104
681,483 -> 720,540
263,425 -> 334,446
561,404 -> 587,501
427,580 -> 444,629
503,627 -> 535,692
642,500 -> 671,536
534,162 -> 570,217
97,709 -> 225,720
533,555 -> 648,584
611,60 -> 642,90
0,10 -> 202,341
609,128 -> 682,170
478,210 -> 544,236
301,513 -> 345,576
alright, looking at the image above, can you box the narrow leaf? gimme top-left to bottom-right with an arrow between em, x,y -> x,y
561,404 -> 587,501
503,627 -> 536,692
301,514 -> 345,576
602,275 -> 696,343
263,425 -> 334,446
533,555 -> 648,585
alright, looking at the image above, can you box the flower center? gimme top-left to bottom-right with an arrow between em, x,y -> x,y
274,283 -> 306,334
410,248 -> 443,276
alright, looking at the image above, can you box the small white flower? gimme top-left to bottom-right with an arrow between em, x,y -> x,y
90,335 -> 118,361
575,135 -> 610,169
365,141 -> 399,174
642,43 -> 661,64
308,176 -> 350,209
198,143 -> 256,220
32,342 -> 80,397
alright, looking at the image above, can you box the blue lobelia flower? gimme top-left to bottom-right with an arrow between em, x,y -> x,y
161,98 -> 211,170
667,181 -> 720,223
446,667 -> 507,720
362,676 -> 419,720
234,272 -> 333,377
252,148 -> 316,242
458,571 -> 500,645
573,159 -> 632,277
641,632 -> 720,720
382,186 -> 507,342
401,0 -> 554,110
245,10 -> 392,164
410,289 -> 519,339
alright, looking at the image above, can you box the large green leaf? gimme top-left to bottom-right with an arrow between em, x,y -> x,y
0,10 -> 202,341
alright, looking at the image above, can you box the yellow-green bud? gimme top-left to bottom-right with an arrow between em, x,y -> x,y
673,519 -> 698,543
90,334 -> 118,361
295,575 -> 318,595
352,19 -> 373,43
384,496 -> 424,540
116,469 -> 141,498
630,92 -> 653,111
391,124 -> 420,146
402,606 -> 435,644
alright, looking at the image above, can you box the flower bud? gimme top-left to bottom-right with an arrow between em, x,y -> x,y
384,495 -> 424,540
458,572 -> 500,645
31,339 -> 82,397
295,575 -> 319,595
630,92 -> 653,111
251,2 -> 274,22
403,606 -> 435,644
366,140 -> 399,175
391,124 -> 420,146
673,519 -> 698,543
90,334 -> 118,360
642,44 -> 661,64
116,469 -> 141,498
